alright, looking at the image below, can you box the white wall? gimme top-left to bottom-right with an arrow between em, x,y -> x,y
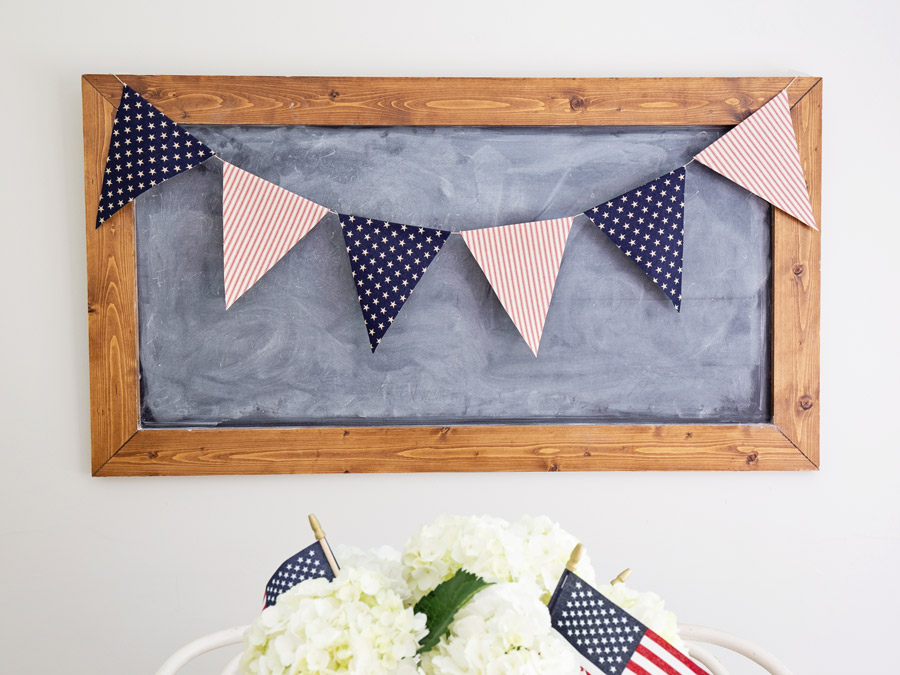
1,1 -> 898,673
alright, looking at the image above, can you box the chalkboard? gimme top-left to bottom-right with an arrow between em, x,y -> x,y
84,75 -> 820,475
135,124 -> 771,428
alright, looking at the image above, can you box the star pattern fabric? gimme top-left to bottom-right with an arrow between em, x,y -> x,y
548,570 -> 706,675
339,215 -> 451,351
96,84 -> 214,227
264,541 -> 335,609
584,169 -> 686,311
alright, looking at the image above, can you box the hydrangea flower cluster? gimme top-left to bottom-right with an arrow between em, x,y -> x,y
240,515 -> 682,675
420,582 -> 580,675
401,514 -> 598,605
239,566 -> 425,675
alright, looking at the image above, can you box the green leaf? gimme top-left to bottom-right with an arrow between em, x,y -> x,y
414,569 -> 492,654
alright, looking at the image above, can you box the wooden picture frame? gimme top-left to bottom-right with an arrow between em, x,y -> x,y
82,75 -> 821,476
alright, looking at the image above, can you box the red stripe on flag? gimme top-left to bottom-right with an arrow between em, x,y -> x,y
644,630 -> 707,675
635,643 -> 682,675
625,659 -> 654,675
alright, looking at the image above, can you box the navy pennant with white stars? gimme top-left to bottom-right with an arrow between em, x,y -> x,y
96,84 -> 214,228
264,540 -> 336,609
339,215 -> 451,351
584,168 -> 687,311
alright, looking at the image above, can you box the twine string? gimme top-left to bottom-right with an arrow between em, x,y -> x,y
102,73 -> 801,225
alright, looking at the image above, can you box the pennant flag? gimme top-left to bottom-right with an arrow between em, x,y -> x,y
222,162 -> 329,308
461,218 -> 574,356
339,215 -> 451,351
96,85 -> 214,228
264,540 -> 338,609
584,169 -> 686,311
548,569 -> 706,675
694,90 -> 817,229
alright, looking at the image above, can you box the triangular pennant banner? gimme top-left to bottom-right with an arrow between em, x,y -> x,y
339,215 -> 451,351
694,90 -> 817,229
584,168 -> 686,311
96,84 -> 214,228
461,218 -> 574,356
222,162 -> 329,308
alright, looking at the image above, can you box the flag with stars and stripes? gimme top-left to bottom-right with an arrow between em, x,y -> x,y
584,169 -> 686,311
96,84 -> 214,228
461,217 -> 574,356
264,541 -> 337,609
548,570 -> 705,675
222,161 -> 329,308
694,89 -> 817,229
339,214 -> 451,351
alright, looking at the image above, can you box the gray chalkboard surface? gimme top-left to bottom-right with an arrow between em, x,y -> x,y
135,125 -> 770,428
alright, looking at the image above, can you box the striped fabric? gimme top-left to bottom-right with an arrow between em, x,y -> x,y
461,217 -> 574,356
222,162 -> 329,308
694,90 -> 817,229
626,630 -> 707,675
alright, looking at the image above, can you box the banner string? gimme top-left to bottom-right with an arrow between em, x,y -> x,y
103,73 -> 798,230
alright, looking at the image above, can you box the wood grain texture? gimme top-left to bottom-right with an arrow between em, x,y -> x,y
83,78 -> 140,473
82,75 -> 819,127
95,425 -> 814,476
80,76 -> 822,475
773,80 -> 822,467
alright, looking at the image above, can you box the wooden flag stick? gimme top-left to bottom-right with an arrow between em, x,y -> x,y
566,544 -> 584,572
308,514 -> 340,577
610,568 -> 632,586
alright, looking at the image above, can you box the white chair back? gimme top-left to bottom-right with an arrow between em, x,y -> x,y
154,623 -> 794,675
680,624 -> 794,675
154,626 -> 245,675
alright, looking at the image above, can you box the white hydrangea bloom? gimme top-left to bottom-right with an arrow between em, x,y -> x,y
239,565 -> 426,675
598,582 -> 685,651
333,544 -> 412,603
401,515 -> 596,604
510,515 -> 598,604
421,582 -> 579,675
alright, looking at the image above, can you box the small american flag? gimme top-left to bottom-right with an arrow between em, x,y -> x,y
548,569 -> 705,675
264,540 -> 337,608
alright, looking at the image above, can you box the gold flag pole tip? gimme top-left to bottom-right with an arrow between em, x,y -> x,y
610,568 -> 632,586
308,513 -> 340,577
308,514 -> 326,540
566,544 -> 584,572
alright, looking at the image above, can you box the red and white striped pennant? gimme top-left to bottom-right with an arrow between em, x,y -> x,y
694,89 -> 817,229
222,162 -> 329,308
461,217 -> 574,356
